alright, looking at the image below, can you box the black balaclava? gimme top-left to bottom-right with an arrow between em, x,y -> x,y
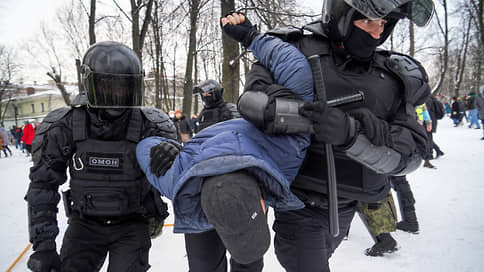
343,24 -> 381,61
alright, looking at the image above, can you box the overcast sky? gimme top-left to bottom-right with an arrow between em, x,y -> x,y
0,0 -> 67,46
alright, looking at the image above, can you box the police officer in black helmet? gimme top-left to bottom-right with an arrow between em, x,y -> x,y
222,0 -> 434,270
25,41 -> 177,272
193,79 -> 240,133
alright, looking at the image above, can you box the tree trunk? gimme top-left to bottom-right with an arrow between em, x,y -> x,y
430,0 -> 449,96
182,0 -> 199,116
409,21 -> 415,58
89,0 -> 96,45
130,0 -> 154,61
221,0 -> 240,103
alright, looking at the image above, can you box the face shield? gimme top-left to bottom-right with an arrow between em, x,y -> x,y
82,65 -> 144,108
344,0 -> 434,26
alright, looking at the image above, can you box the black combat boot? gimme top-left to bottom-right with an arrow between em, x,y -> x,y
365,233 -> 398,256
396,209 -> 419,234
423,160 -> 436,168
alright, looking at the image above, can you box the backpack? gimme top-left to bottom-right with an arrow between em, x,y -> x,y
433,98 -> 445,120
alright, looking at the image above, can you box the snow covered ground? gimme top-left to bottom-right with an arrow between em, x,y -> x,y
1,117 -> 483,272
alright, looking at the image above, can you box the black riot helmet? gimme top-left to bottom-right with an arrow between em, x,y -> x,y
193,79 -> 224,107
81,41 -> 144,108
322,0 -> 434,44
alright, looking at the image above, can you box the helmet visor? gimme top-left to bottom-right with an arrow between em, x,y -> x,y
344,0 -> 433,26
85,72 -> 144,108
408,0 -> 434,26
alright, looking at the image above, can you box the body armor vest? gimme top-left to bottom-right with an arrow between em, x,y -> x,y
292,37 -> 402,202
69,109 -> 146,217
197,102 -> 238,132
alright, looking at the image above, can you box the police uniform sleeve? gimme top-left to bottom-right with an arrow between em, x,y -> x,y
345,53 -> 432,176
139,107 -> 176,223
24,108 -> 72,251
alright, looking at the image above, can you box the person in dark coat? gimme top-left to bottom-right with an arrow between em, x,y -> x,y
451,96 -> 463,126
476,86 -> 484,140
426,96 -> 444,159
24,41 -> 175,272
220,0 -> 434,270
193,79 -> 240,133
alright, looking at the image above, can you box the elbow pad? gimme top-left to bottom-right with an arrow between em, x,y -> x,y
345,134 -> 401,174
237,91 -> 269,129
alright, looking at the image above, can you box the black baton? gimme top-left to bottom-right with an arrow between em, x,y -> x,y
307,54 -> 339,237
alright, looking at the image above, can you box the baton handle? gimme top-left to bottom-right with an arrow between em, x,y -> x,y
308,54 -> 339,237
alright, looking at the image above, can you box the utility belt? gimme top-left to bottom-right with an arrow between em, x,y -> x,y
63,189 -> 146,225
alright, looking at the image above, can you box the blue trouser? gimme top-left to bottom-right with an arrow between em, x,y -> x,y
469,109 -> 481,128
184,230 -> 264,272
273,204 -> 356,272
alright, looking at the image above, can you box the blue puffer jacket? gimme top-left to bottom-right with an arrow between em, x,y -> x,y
137,34 -> 314,233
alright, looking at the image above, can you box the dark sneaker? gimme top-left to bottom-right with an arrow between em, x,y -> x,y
396,221 -> 419,234
365,233 -> 398,257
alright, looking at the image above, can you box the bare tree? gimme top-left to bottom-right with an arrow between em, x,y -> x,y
24,24 -> 72,105
89,0 -> 97,44
181,0 -> 210,116
221,0 -> 240,104
430,0 -> 450,96
0,45 -> 19,125
452,16 -> 472,97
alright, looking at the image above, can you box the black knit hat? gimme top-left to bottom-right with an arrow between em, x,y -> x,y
200,171 -> 270,264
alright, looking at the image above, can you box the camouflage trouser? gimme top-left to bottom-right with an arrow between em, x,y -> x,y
358,192 -> 397,239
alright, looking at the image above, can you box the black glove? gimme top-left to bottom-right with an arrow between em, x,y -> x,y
150,142 -> 180,177
347,108 -> 390,146
27,250 -> 61,272
221,12 -> 258,48
299,102 -> 354,146
148,217 -> 164,239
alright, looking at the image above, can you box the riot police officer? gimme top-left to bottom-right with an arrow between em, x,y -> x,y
192,79 -> 240,133
222,0 -> 434,270
25,41 -> 176,272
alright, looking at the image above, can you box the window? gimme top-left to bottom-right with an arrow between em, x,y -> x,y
41,103 -> 45,112
31,104 -> 35,113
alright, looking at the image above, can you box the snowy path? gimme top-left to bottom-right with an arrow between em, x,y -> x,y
1,117 -> 483,271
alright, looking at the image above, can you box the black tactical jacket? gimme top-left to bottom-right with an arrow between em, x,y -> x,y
25,106 -> 176,251
245,23 -> 430,208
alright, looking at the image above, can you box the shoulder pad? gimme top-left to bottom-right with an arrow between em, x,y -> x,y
43,107 -> 72,123
266,25 -> 303,42
385,53 -> 429,82
70,93 -> 89,107
32,107 -> 72,166
385,52 -> 430,106
140,107 -> 177,139
140,107 -> 171,123
302,20 -> 328,38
